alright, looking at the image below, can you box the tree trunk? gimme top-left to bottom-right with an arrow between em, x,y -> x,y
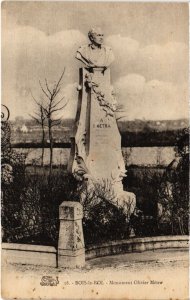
48,119 -> 53,178
41,123 -> 45,167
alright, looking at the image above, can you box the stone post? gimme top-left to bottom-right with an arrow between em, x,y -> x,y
58,201 -> 85,268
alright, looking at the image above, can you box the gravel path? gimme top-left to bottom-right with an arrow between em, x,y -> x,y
2,248 -> 189,300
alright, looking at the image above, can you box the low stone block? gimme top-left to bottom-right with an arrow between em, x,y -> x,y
58,201 -> 85,268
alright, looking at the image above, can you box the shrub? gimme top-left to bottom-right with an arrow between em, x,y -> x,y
1,131 -> 27,242
156,128 -> 189,235
80,179 -> 130,245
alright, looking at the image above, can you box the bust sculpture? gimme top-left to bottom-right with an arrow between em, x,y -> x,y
76,27 -> 114,68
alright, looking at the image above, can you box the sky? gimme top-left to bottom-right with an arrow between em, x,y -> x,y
2,2 -> 189,120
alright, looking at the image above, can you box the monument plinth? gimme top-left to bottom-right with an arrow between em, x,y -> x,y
70,28 -> 136,220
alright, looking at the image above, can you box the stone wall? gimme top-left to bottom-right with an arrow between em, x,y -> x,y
2,236 -> 188,267
2,243 -> 56,267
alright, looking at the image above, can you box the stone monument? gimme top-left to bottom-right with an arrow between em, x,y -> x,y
70,27 -> 136,221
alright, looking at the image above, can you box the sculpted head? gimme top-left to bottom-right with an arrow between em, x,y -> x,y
88,27 -> 104,46
76,27 -> 114,67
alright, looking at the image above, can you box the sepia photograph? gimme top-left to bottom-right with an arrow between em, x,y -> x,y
1,2 -> 189,299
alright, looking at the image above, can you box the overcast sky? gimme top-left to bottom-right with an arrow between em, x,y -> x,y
2,2 -> 189,120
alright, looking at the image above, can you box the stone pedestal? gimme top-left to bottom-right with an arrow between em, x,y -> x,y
58,201 -> 85,268
70,67 -> 136,218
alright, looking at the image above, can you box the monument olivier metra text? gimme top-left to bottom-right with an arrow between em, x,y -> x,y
71,28 -> 136,220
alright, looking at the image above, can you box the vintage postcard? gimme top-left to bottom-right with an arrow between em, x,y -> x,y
1,2 -> 189,300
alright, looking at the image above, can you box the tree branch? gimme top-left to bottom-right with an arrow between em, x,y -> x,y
51,102 -> 68,114
39,80 -> 51,100
43,106 -> 49,116
51,98 -> 65,109
45,78 -> 52,96
30,90 -> 42,107
53,87 -> 61,98
52,69 -> 65,96
29,114 -> 42,125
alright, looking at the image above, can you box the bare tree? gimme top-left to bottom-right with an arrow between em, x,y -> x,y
30,95 -> 46,166
38,70 -> 68,177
